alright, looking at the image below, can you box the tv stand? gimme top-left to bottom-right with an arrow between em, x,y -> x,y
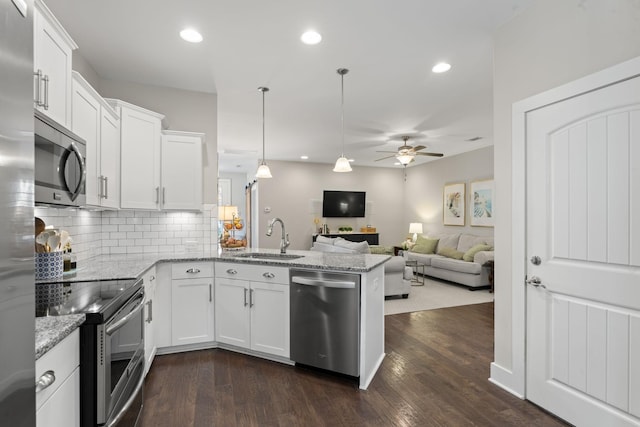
312,233 -> 379,245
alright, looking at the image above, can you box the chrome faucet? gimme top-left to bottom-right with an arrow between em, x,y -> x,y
266,217 -> 289,253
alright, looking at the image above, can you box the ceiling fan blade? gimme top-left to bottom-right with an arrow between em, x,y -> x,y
375,155 -> 397,161
375,150 -> 400,154
412,145 -> 427,152
415,152 -> 444,157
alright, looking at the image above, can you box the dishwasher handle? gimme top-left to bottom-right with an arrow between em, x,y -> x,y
291,276 -> 356,289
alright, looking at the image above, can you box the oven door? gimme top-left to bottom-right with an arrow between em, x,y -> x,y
34,110 -> 86,206
97,288 -> 145,426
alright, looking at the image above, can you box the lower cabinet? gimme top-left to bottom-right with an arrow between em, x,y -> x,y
36,330 -> 80,427
170,261 -> 214,346
215,263 -> 290,358
143,266 -> 157,375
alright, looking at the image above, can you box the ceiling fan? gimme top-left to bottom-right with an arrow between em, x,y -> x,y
375,136 -> 443,165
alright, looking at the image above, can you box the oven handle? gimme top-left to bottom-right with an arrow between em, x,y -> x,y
105,357 -> 145,427
106,293 -> 145,336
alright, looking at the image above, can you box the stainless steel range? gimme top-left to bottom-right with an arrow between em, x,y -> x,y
36,278 -> 145,427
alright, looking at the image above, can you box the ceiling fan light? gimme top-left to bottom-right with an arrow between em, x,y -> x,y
255,163 -> 272,178
333,156 -> 352,172
397,154 -> 414,165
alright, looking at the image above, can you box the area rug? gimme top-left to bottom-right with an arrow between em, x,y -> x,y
384,277 -> 494,315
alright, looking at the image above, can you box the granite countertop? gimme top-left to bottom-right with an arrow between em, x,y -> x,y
36,249 -> 391,283
35,314 -> 85,360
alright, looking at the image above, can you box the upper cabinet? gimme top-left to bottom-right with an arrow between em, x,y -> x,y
71,72 -> 120,208
107,99 -> 164,210
161,131 -> 203,210
34,0 -> 77,128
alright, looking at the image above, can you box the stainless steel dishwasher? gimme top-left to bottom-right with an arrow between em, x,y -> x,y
290,269 -> 360,377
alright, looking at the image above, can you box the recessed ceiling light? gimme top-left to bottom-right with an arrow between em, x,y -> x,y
432,62 -> 451,73
180,28 -> 203,43
301,30 -> 322,45
300,155 -> 309,160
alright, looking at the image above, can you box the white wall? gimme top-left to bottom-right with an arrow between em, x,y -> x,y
404,146 -> 494,239
493,0 -> 640,395
255,160 -> 405,250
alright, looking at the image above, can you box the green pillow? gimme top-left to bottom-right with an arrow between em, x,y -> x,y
437,246 -> 464,260
410,238 -> 439,254
370,245 -> 393,255
462,244 -> 494,262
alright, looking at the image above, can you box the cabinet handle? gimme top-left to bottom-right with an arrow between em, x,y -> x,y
262,272 -> 275,279
34,70 -> 43,106
226,269 -> 237,275
104,176 -> 109,199
155,187 -> 159,204
162,187 -> 166,204
186,268 -> 200,274
243,288 -> 248,306
42,75 -> 49,110
145,300 -> 153,323
150,275 -> 155,281
209,284 -> 212,302
35,370 -> 56,393
249,289 -> 254,307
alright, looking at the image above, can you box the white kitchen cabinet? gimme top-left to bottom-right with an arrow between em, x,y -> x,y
107,99 -> 164,210
160,131 -> 203,210
171,261 -> 214,346
36,329 -> 80,427
71,72 -> 120,208
215,262 -> 290,358
153,263 -> 172,349
143,266 -> 157,375
34,0 -> 77,128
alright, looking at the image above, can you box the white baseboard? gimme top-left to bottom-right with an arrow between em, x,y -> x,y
489,362 -> 525,399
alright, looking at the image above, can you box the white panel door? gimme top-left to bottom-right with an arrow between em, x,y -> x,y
250,281 -> 289,357
161,131 -> 203,210
214,278 -> 250,349
100,108 -> 120,209
526,74 -> 640,426
171,278 -> 214,346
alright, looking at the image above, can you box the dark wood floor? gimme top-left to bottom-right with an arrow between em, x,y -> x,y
138,303 -> 568,426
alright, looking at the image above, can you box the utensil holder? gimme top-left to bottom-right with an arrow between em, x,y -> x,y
35,252 -> 63,280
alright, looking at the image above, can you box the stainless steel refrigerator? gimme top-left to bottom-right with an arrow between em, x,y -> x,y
0,0 -> 36,425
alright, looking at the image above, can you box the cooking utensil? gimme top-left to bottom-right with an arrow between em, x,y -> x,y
59,230 -> 70,249
47,234 -> 60,252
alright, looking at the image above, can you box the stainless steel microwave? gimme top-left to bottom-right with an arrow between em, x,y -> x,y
34,110 -> 86,207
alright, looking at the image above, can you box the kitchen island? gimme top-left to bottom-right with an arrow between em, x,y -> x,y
36,249 -> 390,390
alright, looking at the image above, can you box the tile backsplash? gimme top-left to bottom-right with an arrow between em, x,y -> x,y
35,204 -> 217,263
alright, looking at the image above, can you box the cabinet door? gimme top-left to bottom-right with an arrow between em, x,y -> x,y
161,132 -> 203,210
143,267 -> 157,375
171,278 -> 214,346
36,368 -> 80,427
119,107 -> 161,210
34,5 -> 74,127
215,278 -> 250,349
250,281 -> 290,357
153,263 -> 172,349
71,78 -> 101,206
99,108 -> 120,209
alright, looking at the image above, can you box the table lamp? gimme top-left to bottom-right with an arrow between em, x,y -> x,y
409,223 -> 423,243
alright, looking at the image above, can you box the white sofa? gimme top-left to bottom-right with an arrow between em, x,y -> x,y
403,233 -> 494,289
311,236 -> 413,298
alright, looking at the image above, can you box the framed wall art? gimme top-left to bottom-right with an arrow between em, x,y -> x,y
443,182 -> 465,226
470,179 -> 494,227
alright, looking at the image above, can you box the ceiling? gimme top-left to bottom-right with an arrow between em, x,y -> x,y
44,0 -> 533,173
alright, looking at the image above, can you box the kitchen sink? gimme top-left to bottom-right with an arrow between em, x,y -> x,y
234,253 -> 303,260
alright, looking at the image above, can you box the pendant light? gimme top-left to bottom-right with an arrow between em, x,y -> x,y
256,86 -> 273,179
333,68 -> 352,172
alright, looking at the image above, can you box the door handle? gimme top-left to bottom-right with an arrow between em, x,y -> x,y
104,176 -> 108,199
42,75 -> 49,110
526,275 -> 546,289
243,288 -> 248,306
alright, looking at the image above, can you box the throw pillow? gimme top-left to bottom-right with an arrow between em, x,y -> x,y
437,246 -> 464,260
462,244 -> 494,262
410,238 -> 439,254
370,245 -> 393,255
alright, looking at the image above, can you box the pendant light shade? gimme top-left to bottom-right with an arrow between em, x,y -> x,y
333,68 -> 352,173
256,86 -> 273,179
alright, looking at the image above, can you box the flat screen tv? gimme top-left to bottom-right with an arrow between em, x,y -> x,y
322,190 -> 366,218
